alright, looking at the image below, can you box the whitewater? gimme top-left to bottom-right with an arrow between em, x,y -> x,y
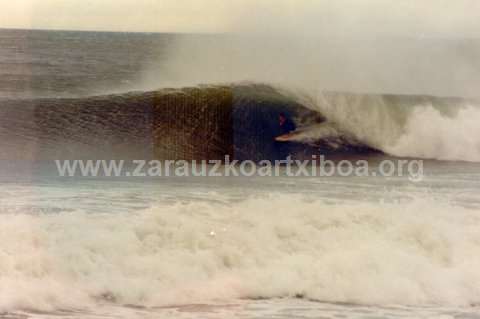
287,91 -> 480,162
1,170 -> 480,318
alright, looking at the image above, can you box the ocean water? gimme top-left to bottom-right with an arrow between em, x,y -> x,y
1,29 -> 480,319
0,29 -> 176,98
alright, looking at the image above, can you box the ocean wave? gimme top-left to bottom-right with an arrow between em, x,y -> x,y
286,89 -> 480,162
1,194 -> 480,311
0,83 -> 479,161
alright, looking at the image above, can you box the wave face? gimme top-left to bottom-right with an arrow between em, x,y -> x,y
1,83 -> 479,161
0,84 -> 371,162
1,194 -> 480,311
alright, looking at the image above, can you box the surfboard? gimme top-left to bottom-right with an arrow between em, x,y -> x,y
275,131 -> 301,142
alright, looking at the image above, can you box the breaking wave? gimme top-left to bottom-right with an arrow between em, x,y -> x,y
1,83 -> 479,161
1,194 -> 480,311
286,89 -> 480,162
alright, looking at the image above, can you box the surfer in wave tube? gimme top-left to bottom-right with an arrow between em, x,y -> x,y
279,112 -> 296,134
275,112 -> 297,159
276,112 -> 297,141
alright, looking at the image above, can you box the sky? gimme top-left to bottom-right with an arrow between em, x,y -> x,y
1,0 -> 480,37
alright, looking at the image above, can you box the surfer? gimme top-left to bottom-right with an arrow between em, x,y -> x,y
276,113 -> 297,159
279,112 -> 296,135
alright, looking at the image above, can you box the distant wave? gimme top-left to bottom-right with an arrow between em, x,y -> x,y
0,83 -> 479,161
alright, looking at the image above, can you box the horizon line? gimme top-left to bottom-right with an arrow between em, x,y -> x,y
1,27 -> 479,40
0,26 -> 224,35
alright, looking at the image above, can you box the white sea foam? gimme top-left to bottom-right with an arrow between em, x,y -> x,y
287,91 -> 480,162
1,194 -> 480,312
385,105 -> 480,161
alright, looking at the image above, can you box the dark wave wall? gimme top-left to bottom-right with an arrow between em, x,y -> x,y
0,85 -> 324,161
